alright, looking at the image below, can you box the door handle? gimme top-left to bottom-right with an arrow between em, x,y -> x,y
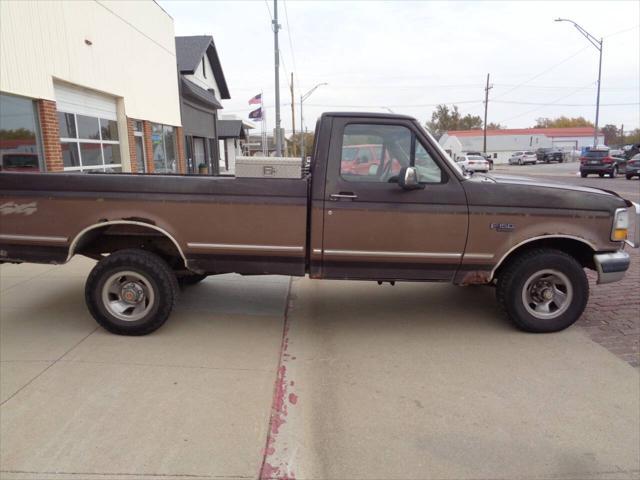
330,193 -> 358,200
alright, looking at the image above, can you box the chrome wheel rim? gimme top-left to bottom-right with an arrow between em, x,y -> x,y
101,271 -> 155,322
522,269 -> 573,320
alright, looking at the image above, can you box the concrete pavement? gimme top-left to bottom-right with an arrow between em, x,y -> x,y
1,258 -> 289,480
266,278 -> 640,479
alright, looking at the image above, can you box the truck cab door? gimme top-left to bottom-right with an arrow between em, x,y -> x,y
318,117 -> 468,281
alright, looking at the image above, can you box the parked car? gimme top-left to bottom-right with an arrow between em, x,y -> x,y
456,155 -> 490,173
536,147 -> 564,163
1,153 -> 40,172
509,151 -> 537,165
463,151 -> 494,170
626,153 -> 640,180
580,148 -> 627,178
1,111 -> 638,336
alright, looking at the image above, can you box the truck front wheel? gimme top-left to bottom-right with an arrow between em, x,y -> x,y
85,249 -> 178,335
496,249 -> 588,333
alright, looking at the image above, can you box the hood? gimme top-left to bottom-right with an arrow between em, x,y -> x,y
463,173 -> 626,213
479,173 -> 617,197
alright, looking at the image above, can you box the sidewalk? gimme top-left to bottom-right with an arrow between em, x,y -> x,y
1,258 -> 289,480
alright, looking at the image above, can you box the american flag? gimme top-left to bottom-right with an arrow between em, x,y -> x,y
248,93 -> 262,105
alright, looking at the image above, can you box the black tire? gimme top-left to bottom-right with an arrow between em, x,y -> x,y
580,172 -> 588,178
496,248 -> 588,333
177,273 -> 208,286
85,249 -> 178,335
610,166 -> 618,178
598,173 -> 605,178
626,174 -> 633,180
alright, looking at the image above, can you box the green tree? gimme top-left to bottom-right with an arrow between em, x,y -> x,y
534,116 -> 594,128
425,104 -> 482,138
486,122 -> 504,130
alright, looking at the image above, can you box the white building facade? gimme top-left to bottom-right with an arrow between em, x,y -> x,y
0,0 -> 184,173
440,128 -> 605,164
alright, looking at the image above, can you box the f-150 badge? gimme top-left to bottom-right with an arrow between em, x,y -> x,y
0,202 -> 37,216
490,222 -> 515,232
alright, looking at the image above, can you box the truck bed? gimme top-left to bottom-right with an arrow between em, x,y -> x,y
0,172 -> 309,276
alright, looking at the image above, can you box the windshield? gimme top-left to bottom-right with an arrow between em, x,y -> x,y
422,128 -> 465,176
468,156 -> 485,161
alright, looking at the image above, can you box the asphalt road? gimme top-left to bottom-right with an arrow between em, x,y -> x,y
493,161 -> 640,202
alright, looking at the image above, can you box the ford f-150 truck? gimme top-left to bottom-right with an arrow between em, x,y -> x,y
1,112 -> 638,335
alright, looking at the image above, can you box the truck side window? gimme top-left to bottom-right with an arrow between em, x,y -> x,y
340,123 -> 442,183
414,141 -> 443,183
340,124 -> 410,182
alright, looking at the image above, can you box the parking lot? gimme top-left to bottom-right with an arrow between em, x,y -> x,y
1,163 -> 639,480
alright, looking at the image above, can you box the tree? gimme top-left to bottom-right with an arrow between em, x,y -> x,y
622,128 -> 640,145
486,122 -> 504,130
426,105 -> 460,138
533,116 -> 594,128
286,132 -> 315,157
425,104 -> 482,138
600,124 -> 619,146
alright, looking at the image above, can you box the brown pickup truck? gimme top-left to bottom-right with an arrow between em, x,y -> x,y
1,112 -> 638,335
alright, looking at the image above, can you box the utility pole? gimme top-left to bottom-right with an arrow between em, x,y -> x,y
290,72 -> 296,156
620,123 -> 624,146
483,73 -> 492,154
273,0 -> 282,156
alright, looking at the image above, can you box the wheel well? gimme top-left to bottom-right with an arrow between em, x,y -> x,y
493,237 -> 596,280
69,222 -> 186,270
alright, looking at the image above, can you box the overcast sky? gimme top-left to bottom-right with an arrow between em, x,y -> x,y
160,0 -> 639,134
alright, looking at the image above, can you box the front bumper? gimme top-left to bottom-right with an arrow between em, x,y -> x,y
594,251 -> 630,284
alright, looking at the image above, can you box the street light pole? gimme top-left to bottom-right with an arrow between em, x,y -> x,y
555,18 -> 603,147
300,82 -> 328,161
273,0 -> 282,156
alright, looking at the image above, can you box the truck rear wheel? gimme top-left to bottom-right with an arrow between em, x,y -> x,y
496,248 -> 588,333
85,249 -> 178,335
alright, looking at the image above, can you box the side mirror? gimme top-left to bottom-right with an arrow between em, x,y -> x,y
398,166 -> 424,190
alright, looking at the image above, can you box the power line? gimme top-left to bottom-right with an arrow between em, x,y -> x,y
283,0 -> 298,80
497,82 -> 596,123
491,46 -> 590,101
494,100 -> 639,107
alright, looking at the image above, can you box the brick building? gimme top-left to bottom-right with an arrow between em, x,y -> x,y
0,0 -> 184,174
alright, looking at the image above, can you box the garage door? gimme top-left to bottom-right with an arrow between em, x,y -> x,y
54,83 -> 122,172
54,83 -> 117,120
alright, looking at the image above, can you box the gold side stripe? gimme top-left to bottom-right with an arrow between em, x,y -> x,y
0,234 -> 68,244
187,242 -> 304,252
322,249 -> 462,259
463,253 -> 495,260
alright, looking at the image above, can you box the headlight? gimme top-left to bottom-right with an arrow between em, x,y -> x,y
612,208 -> 629,241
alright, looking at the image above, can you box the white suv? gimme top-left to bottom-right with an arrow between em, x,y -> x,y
509,151 -> 537,165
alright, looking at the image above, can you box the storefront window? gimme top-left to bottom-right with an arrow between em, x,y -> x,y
0,92 -> 44,171
58,111 -> 121,172
151,123 -> 177,173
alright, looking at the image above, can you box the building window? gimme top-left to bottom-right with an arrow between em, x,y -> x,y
57,111 -> 121,172
0,92 -> 44,172
151,123 -> 177,173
